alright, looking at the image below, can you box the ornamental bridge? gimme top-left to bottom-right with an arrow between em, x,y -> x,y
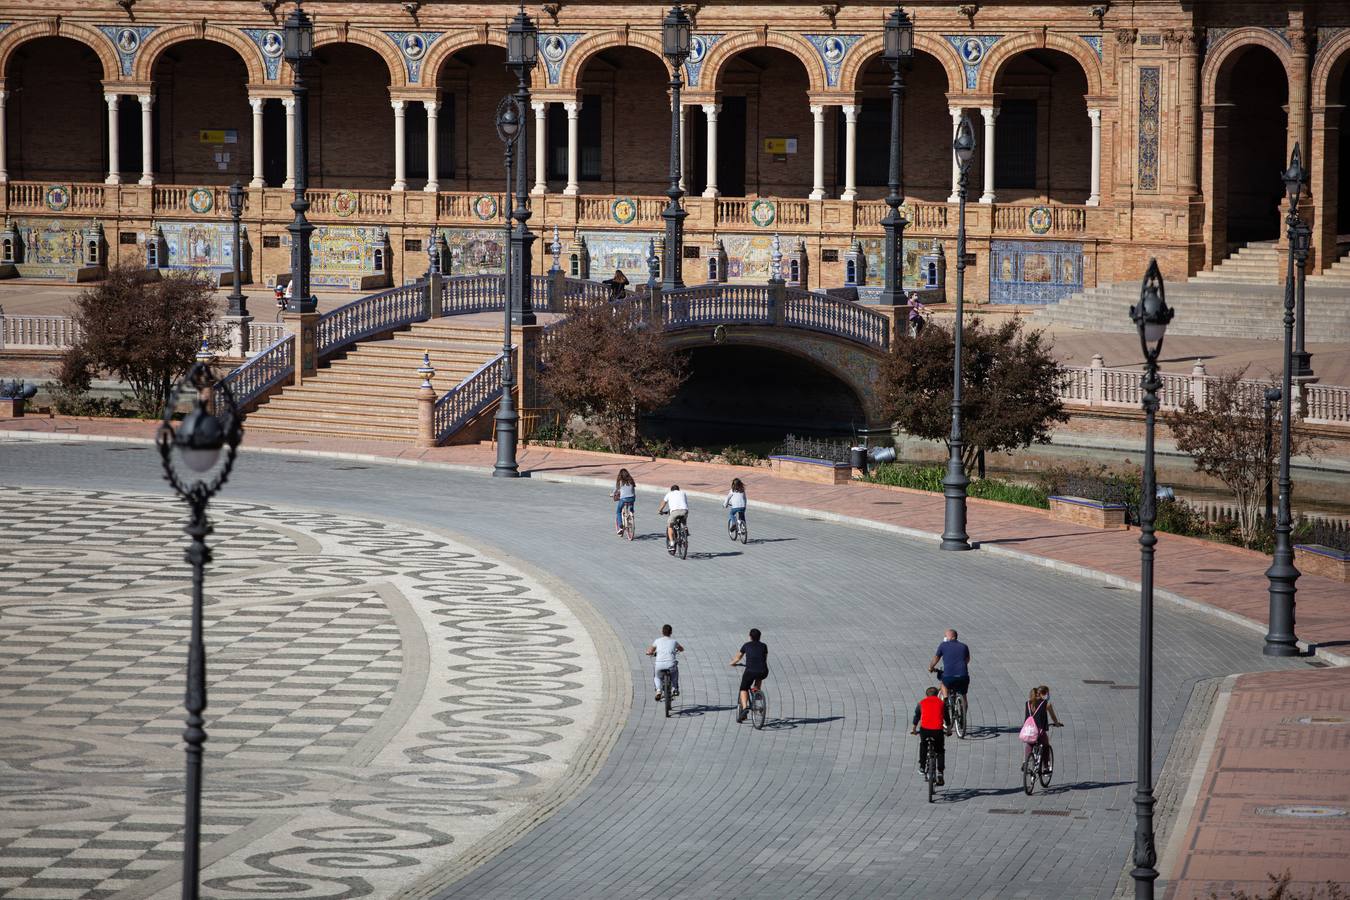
224,272 -> 898,446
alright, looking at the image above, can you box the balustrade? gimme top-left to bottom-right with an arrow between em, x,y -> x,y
442,274 -> 506,315
217,333 -> 294,411
248,322 -> 286,349
437,192 -> 506,221
0,314 -> 79,350
782,287 -> 889,350
304,188 -> 392,218
433,353 -> 504,442
317,281 -> 428,357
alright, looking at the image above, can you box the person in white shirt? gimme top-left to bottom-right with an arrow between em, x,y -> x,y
645,624 -> 683,701
723,477 -> 747,532
658,484 -> 689,553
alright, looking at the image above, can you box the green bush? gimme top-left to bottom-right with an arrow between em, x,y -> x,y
565,429 -> 611,453
721,446 -> 761,467
864,462 -> 946,493
1154,497 -> 1208,538
969,479 -> 1049,508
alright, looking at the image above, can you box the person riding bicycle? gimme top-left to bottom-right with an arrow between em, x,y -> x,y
1023,685 -> 1063,772
906,292 -> 927,338
910,685 -> 945,785
928,628 -> 971,732
723,478 -> 747,532
729,628 -> 768,723
613,468 -> 637,536
658,484 -> 690,554
645,624 -> 683,702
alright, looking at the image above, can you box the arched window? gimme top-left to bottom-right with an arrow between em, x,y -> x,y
845,259 -> 857,285
373,247 -> 385,272
1,239 -> 13,264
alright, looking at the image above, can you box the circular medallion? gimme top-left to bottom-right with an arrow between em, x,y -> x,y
611,197 -> 638,225
116,28 -> 141,55
961,38 -> 984,64
44,185 -> 70,212
261,31 -> 284,58
472,194 -> 498,221
1027,205 -> 1053,235
749,199 -> 776,228
402,33 -> 427,60
188,188 -> 214,215
712,324 -> 727,344
333,190 -> 359,218
542,34 -> 568,63
689,35 -> 707,64
823,36 -> 846,64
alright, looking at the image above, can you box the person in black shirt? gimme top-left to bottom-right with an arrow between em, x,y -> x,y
729,628 -> 768,723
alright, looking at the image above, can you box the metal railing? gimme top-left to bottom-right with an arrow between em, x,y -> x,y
783,287 -> 890,351
433,352 -> 505,442
317,280 -> 429,357
217,333 -> 294,411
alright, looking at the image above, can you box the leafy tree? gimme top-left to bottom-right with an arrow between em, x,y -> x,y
538,301 -> 685,453
60,265 -> 221,418
877,316 -> 1067,474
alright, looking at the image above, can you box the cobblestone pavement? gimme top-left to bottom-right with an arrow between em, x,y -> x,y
0,443 -> 1316,899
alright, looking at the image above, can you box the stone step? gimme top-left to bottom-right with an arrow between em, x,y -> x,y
244,420 -> 416,441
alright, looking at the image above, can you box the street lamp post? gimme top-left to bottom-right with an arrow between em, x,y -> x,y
283,0 -> 315,314
226,181 -> 247,318
1264,386 -> 1280,522
879,3 -> 913,308
494,96 -> 523,478
506,3 -> 538,326
1128,258 -> 1174,900
661,5 -> 691,292
1265,144 -> 1305,657
941,115 -> 976,552
157,360 -> 242,900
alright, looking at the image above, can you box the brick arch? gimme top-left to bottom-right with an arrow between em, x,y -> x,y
278,26 -> 403,86
699,30 -> 828,94
420,29 -> 507,88
133,24 -> 265,84
1201,28 -> 1291,106
0,19 -> 119,82
976,31 -> 1103,96
1310,29 -> 1350,107
556,29 -> 669,91
837,32 -> 963,96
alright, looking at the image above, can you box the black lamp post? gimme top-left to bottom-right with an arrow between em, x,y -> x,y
880,3 -> 913,308
494,95 -> 523,478
661,4 -> 691,291
157,360 -> 242,900
1263,386 -> 1280,523
506,3 -> 538,326
1128,259 -> 1173,900
226,181 -> 248,318
283,0 -> 315,314
1292,218 -> 1312,379
941,115 -> 976,552
1265,144 -> 1305,657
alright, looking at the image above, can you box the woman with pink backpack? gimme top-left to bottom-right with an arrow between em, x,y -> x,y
1020,685 -> 1063,773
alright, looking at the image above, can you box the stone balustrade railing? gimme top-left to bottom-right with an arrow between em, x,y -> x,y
783,286 -> 890,351
433,352 -> 504,442
0,314 -> 81,351
216,333 -> 294,411
317,280 -> 429,358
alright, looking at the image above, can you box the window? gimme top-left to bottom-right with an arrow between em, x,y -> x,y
836,99 -> 890,187
405,96 -> 456,182
995,99 -> 1037,190
547,95 -> 602,182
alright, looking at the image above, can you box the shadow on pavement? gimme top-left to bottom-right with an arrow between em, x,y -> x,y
687,551 -> 744,560
1040,779 -> 1132,795
933,785 -> 1030,802
745,537 -> 798,545
674,704 -> 736,717
976,530 -> 1104,545
761,715 -> 845,730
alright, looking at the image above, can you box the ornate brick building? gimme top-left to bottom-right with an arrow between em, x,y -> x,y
0,1 -> 1345,300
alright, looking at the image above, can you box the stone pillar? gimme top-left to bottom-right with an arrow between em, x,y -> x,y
1200,103 -> 1232,267
283,97 -> 296,189
979,105 -> 998,204
105,94 -> 121,185
1311,103 -> 1343,272
391,100 -> 407,191
564,100 -> 580,196
424,99 -> 440,192
285,310 -> 320,384
1177,28 -> 1201,196
702,102 -> 720,198
138,94 -> 155,186
249,96 -> 265,188
947,106 -> 963,203
809,104 -> 826,201
679,103 -> 689,192
1287,27 -> 1311,165
532,101 -> 547,195
841,104 -> 858,200
1087,108 -> 1102,206
1089,353 -> 1105,406
417,380 -> 437,448
0,90 -> 7,183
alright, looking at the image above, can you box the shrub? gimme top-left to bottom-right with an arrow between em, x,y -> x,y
968,479 -> 1049,508
721,446 -> 761,467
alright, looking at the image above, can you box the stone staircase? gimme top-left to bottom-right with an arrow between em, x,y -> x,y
1309,248 -> 1350,289
245,319 -> 503,441
1190,240 -> 1282,284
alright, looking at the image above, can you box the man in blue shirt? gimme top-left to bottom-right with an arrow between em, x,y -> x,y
928,628 -> 971,713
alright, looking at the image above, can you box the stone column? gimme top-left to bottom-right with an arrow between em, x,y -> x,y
979,105 -> 998,204
1177,28 -> 1201,196
1287,28 -> 1311,164
563,100 -> 580,196
809,104 -> 826,200
702,102 -> 720,198
841,104 -> 858,200
1087,108 -> 1102,206
424,99 -> 440,192
679,103 -> 689,192
1311,103 -> 1343,272
532,101 -> 547,195
0,90 -> 7,183
391,100 -> 407,191
947,106 -> 963,203
138,94 -> 155,186
105,94 -> 121,185
283,97 -> 296,189
249,97 -> 265,188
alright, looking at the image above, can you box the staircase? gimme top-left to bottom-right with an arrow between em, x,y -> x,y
245,319 -> 503,441
1308,246 -> 1350,289
1190,240 -> 1282,284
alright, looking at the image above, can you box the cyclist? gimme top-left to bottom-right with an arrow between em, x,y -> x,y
612,468 -> 637,536
645,624 -> 683,702
658,484 -> 690,554
928,628 -> 970,733
723,477 -> 747,533
910,685 -> 946,785
1023,685 -> 1064,772
729,627 -> 768,723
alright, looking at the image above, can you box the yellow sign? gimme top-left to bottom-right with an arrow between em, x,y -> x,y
198,129 -> 239,144
763,137 -> 798,155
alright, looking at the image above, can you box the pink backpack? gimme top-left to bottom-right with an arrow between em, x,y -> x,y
1019,701 -> 1045,743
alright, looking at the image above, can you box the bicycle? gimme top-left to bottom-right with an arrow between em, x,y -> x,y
1022,724 -> 1062,795
660,510 -> 689,559
732,663 -> 767,729
917,730 -> 941,803
727,510 -> 747,544
658,666 -> 676,718
935,669 -> 968,739
620,502 -> 635,542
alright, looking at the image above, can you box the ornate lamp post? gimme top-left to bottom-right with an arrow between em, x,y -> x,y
941,115 -> 977,552
283,0 -> 315,314
879,3 -> 913,308
506,3 -> 538,326
661,4 -> 691,291
226,181 -> 248,318
1128,259 -> 1174,900
494,95 -> 523,478
157,360 -> 242,900
1265,145 -> 1306,657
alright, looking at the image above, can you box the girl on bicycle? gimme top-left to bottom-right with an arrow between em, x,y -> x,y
613,469 -> 636,536
723,478 -> 747,531
1023,685 -> 1062,770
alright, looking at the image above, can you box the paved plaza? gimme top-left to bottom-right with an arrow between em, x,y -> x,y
3,440 -> 1342,898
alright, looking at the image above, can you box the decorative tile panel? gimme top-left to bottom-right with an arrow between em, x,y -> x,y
96,25 -> 158,77
1317,27 -> 1347,51
858,238 -> 926,290
282,226 -> 391,290
988,240 -> 1083,304
11,218 -> 83,280
156,221 -> 239,272
1205,28 -> 1234,52
241,28 -> 286,80
577,230 -> 660,278
1138,33 -> 1162,47
1137,66 -> 1160,192
804,34 -> 862,87
540,32 -> 583,85
383,31 -> 442,83
1267,27 -> 1291,48
437,226 -> 506,275
1079,34 -> 1102,60
944,34 -> 1003,90
685,33 -> 724,87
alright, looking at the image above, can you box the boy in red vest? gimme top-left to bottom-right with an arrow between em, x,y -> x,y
910,685 -> 946,785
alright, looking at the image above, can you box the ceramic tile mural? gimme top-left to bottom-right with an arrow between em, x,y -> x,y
577,230 -> 660,280
1137,66 -> 1161,192
97,25 -> 157,77
988,240 -> 1083,304
283,226 -> 390,290
858,238 -> 927,289
13,219 -> 83,280
804,34 -> 862,88
944,35 -> 1003,90
439,226 -> 506,275
158,221 -> 235,272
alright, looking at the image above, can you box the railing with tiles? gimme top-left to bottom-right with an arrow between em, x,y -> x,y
853,200 -> 950,231
438,192 -> 507,221
152,185 -> 243,216
304,188 -> 393,218
783,286 -> 890,351
993,203 -> 1088,235
578,195 -> 666,225
316,280 -> 429,357
3,182 -> 107,212
217,333 -> 294,412
433,352 -> 504,442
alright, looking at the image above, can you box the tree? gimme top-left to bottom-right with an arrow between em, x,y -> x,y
1167,368 -> 1314,545
538,301 -> 685,453
61,265 -> 222,418
877,316 -> 1068,474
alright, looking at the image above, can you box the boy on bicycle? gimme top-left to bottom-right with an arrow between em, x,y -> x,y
645,624 -> 683,702
658,484 -> 690,554
910,686 -> 946,785
729,628 -> 768,723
